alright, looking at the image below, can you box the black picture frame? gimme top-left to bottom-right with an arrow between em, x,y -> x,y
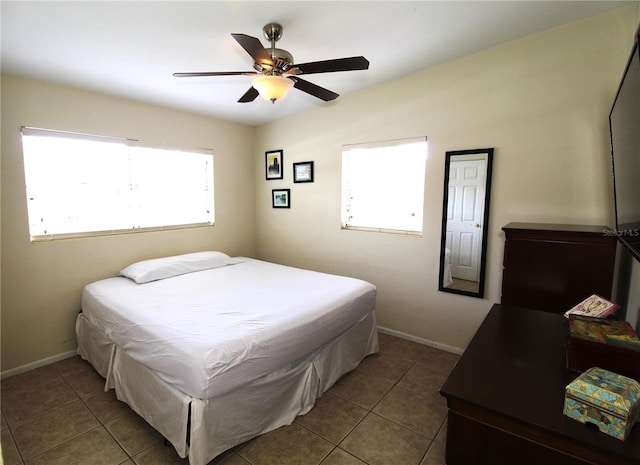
265,150 -> 283,180
272,189 -> 290,208
293,161 -> 314,183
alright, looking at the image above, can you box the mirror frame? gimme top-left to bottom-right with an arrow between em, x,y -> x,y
438,148 -> 494,298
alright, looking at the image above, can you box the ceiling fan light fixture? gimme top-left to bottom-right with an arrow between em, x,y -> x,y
252,75 -> 294,103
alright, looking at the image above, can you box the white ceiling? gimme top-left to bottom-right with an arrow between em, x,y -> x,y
1,1 -> 633,126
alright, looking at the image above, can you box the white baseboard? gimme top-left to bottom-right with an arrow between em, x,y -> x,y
1,327 -> 463,379
377,326 -> 464,355
1,350 -> 78,380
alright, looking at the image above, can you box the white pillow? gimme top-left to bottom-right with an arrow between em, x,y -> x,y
120,251 -> 243,284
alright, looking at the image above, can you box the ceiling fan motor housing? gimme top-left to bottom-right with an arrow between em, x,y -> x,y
254,23 -> 294,74
253,48 -> 294,74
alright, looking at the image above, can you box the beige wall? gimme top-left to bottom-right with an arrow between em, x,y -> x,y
2,6 -> 638,373
254,7 -> 640,351
1,76 -> 256,371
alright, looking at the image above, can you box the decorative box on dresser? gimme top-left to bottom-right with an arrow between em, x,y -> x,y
501,223 -> 617,314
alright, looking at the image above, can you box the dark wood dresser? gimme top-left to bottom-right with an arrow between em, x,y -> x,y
501,223 -> 617,313
440,304 -> 640,465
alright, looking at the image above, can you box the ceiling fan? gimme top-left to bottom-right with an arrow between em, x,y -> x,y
173,23 -> 369,104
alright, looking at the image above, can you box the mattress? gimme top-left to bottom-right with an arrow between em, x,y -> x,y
81,258 -> 376,399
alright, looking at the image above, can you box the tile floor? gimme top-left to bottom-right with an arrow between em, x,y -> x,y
447,278 -> 478,294
1,332 -> 458,465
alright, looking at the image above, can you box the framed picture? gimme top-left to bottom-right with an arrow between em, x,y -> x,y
272,189 -> 290,208
265,150 -> 283,180
293,161 -> 314,183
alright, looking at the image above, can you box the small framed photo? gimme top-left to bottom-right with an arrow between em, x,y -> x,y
272,189 -> 290,208
265,149 -> 283,180
293,161 -> 314,183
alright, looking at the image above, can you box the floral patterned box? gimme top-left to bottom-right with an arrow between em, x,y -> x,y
564,367 -> 640,440
566,315 -> 640,380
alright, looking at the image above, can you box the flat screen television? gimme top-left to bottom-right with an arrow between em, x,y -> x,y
610,31 -> 640,260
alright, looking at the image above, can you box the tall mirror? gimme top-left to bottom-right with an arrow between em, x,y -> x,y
438,148 -> 494,298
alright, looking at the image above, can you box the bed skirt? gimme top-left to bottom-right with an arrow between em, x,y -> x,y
75,311 -> 378,465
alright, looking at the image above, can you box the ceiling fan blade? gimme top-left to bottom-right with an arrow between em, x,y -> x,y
294,56 -> 369,75
173,71 -> 257,77
231,33 -> 273,66
291,77 -> 338,101
238,86 -> 259,103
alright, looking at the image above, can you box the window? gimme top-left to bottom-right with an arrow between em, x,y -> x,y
21,127 -> 214,241
341,137 -> 427,234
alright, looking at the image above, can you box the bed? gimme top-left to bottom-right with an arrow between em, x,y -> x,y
75,251 -> 378,465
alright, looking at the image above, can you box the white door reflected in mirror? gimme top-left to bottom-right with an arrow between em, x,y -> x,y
439,149 -> 494,298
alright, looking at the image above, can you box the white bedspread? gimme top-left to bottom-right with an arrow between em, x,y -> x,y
81,258 -> 376,399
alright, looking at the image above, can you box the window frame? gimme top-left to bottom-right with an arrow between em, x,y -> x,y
21,126 -> 215,242
341,136 -> 428,236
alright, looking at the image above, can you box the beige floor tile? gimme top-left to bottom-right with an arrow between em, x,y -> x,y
133,441 -> 234,465
217,452 -> 252,464
1,365 -> 60,393
319,448 -> 367,465
340,413 -> 430,465
434,418 -> 447,445
329,368 -> 396,410
53,356 -> 90,376
1,413 -> 22,465
208,449 -> 238,464
416,348 -> 459,376
132,441 -> 190,465
23,427 -> 128,465
397,363 -> 449,398
84,389 -> 133,424
105,409 -> 164,456
237,422 -> 333,465
12,399 -> 100,459
1,370 -> 79,427
352,352 -> 414,383
296,392 -> 367,444
54,356 -> 106,398
421,440 -> 446,465
373,385 -> 447,439
378,333 -> 431,362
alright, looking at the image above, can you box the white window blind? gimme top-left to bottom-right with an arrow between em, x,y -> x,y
21,127 -> 214,241
341,137 -> 427,234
